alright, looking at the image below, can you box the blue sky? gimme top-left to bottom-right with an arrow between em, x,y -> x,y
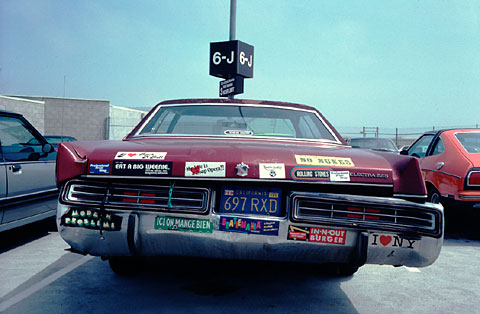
1,0 -> 479,130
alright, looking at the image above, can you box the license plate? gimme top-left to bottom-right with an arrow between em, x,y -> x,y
219,186 -> 282,216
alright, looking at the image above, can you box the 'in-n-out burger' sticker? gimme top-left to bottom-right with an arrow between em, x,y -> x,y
185,162 -> 226,177
295,155 -> 354,167
114,152 -> 167,160
287,225 -> 346,244
259,163 -> 286,179
370,233 -> 417,249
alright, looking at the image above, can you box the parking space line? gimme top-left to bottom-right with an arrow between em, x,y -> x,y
0,255 -> 94,312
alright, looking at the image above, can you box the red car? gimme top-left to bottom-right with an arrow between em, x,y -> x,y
402,129 -> 480,211
55,99 -> 443,275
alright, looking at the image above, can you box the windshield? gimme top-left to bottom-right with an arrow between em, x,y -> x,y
455,132 -> 480,153
137,104 -> 337,141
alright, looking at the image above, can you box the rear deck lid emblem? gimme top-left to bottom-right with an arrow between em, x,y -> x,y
235,162 -> 249,177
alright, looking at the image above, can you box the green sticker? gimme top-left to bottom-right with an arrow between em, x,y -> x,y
154,216 -> 212,233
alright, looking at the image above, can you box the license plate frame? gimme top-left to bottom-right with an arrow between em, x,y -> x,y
219,186 -> 282,217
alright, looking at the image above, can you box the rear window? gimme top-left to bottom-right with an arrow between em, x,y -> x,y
349,138 -> 397,150
137,104 -> 337,141
455,132 -> 480,153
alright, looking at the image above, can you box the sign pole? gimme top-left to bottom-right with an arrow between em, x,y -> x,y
228,0 -> 237,99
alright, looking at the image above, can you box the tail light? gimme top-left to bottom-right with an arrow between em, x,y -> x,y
467,170 -> 480,187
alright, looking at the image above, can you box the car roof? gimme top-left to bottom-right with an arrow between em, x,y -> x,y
423,128 -> 480,136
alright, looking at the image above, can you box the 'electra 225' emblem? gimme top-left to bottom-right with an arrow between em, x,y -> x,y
235,162 -> 249,177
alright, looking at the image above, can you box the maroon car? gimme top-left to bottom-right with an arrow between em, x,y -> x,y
56,99 -> 443,275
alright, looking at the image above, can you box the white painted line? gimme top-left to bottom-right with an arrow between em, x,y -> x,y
403,266 -> 421,273
0,255 -> 95,312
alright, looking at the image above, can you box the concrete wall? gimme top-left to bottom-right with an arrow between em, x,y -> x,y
109,105 -> 147,140
12,96 -> 110,140
0,95 -> 45,133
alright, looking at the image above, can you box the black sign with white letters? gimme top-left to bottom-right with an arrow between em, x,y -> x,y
209,40 -> 254,79
219,76 -> 244,97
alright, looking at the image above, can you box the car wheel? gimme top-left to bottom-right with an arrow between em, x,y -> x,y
428,187 -> 441,204
108,257 -> 142,275
335,263 -> 360,276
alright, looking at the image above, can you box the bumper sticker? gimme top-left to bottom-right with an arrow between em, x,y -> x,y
112,161 -> 172,176
291,166 -> 332,181
61,209 -> 122,231
219,216 -> 279,236
89,163 -> 111,174
288,225 -> 346,244
154,216 -> 213,233
259,163 -> 286,179
370,233 -> 417,249
295,155 -> 354,167
330,171 -> 350,182
114,152 -> 167,160
185,162 -> 226,177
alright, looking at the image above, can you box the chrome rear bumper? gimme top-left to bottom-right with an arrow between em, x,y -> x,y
57,200 -> 443,267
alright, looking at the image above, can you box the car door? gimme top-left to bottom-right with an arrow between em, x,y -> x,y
0,115 -> 57,225
0,148 -> 6,224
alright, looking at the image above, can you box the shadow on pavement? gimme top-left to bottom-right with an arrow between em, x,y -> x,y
444,208 -> 480,241
0,218 -> 57,254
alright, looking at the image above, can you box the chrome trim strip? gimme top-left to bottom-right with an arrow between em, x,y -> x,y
82,175 -> 394,188
458,195 -> 480,200
0,161 -> 55,165
423,168 -> 462,179
393,194 -> 427,199
131,134 -> 341,145
0,210 -> 56,232
5,188 -> 59,201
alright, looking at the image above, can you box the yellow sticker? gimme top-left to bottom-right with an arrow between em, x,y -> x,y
295,155 -> 355,167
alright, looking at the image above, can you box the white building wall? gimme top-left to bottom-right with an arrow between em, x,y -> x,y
109,105 -> 147,140
0,95 -> 45,133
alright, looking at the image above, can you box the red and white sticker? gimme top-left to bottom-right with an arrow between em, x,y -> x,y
185,162 -> 226,177
369,233 -> 417,249
259,163 -> 286,179
115,152 -> 167,160
287,225 -> 346,244
309,227 -> 346,244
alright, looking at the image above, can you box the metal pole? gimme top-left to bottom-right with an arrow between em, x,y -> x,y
395,128 -> 398,146
228,0 -> 236,100
229,0 -> 236,41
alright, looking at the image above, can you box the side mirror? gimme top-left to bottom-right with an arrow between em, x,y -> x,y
42,143 -> 54,153
400,150 -> 409,156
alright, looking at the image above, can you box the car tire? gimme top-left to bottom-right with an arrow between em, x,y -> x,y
428,187 -> 441,204
335,263 -> 360,276
108,257 -> 142,275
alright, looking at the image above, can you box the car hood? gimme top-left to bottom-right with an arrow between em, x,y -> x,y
56,137 -> 426,196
